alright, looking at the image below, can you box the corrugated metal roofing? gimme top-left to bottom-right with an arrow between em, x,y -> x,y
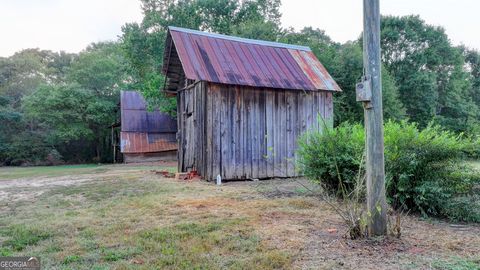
163,26 -> 341,92
120,91 -> 177,154
121,91 -> 177,133
120,132 -> 177,153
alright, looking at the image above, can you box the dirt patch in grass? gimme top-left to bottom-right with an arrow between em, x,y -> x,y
0,164 -> 479,269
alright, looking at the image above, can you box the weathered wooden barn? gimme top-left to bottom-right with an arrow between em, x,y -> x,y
162,26 -> 341,180
120,90 -> 177,163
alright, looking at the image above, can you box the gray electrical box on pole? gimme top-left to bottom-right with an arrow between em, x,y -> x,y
361,0 -> 387,236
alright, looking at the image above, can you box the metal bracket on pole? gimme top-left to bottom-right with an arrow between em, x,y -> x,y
356,75 -> 373,109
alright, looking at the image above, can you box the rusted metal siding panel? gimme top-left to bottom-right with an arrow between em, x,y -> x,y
121,91 -> 177,133
120,91 -> 178,153
120,132 -> 177,153
121,110 -> 177,133
121,91 -> 147,109
165,26 -> 341,92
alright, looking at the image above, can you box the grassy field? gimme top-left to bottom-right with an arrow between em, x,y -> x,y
0,163 -> 479,269
0,163 -> 176,180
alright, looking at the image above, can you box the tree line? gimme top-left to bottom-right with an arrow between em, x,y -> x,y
1,0 -> 479,165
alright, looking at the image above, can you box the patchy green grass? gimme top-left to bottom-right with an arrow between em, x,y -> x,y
0,164 -> 292,269
134,220 -> 290,269
0,224 -> 52,252
0,163 -> 177,180
0,164 -> 103,180
432,257 -> 480,270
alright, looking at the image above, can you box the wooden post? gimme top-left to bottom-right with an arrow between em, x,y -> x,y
111,126 -> 116,163
363,0 -> 387,236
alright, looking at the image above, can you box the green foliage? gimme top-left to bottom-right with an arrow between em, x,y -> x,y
23,83 -> 117,143
328,42 -> 364,124
463,47 -> 480,108
231,20 -> 279,41
102,247 -> 139,262
381,15 -> 479,131
441,195 -> 480,223
296,122 -> 364,193
0,42 -> 128,165
297,121 -> 480,222
382,68 -> 407,121
432,257 -> 480,270
62,255 -> 82,265
68,42 -> 129,93
383,121 -> 478,217
0,49 -> 75,106
314,41 -> 406,124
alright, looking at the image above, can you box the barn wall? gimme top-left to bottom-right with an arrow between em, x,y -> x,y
177,81 -> 207,174
178,82 -> 333,180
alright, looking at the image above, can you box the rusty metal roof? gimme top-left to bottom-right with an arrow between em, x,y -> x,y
163,26 -> 341,92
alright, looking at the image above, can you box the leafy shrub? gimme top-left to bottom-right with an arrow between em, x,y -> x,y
383,122 -> 476,215
296,122 -> 364,193
297,120 -> 480,222
465,136 -> 480,159
441,195 -> 480,223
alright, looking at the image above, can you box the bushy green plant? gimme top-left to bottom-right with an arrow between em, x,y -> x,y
297,120 -> 480,222
296,122 -> 364,194
297,121 -> 369,239
383,121 -> 475,215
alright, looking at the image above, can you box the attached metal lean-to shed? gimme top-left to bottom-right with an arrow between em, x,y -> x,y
120,90 -> 177,163
162,26 -> 341,180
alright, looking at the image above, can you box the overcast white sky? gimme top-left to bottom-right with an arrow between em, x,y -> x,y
1,0 -> 478,57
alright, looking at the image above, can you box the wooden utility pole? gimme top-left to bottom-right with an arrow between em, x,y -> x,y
361,0 -> 387,236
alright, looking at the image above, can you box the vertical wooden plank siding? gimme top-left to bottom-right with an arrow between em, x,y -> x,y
248,86 -> 254,178
326,92 -> 334,128
251,90 -> 258,179
205,82 -> 213,179
236,86 -> 244,178
220,87 -> 229,177
178,83 -> 333,180
320,92 -> 327,125
285,91 -> 294,177
259,90 -> 267,178
265,91 -> 274,177
278,90 -> 286,176
273,91 -> 281,176
177,93 -> 182,172
212,84 -> 222,178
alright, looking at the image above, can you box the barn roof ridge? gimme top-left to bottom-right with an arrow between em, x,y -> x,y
168,26 -> 312,52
